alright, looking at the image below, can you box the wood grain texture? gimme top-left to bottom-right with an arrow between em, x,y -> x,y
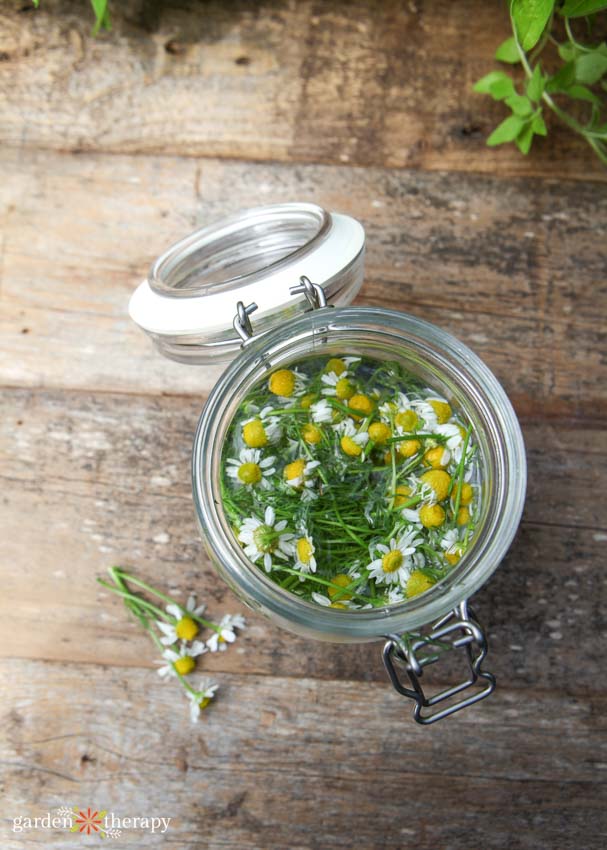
2,149 -> 606,414
1,2 -> 606,845
1,659 -> 606,850
0,0 -> 605,181
1,387 -> 605,694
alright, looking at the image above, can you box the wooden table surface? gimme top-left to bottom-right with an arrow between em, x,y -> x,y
1,1 -> 606,848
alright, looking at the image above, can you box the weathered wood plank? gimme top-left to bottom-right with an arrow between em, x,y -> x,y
0,387 -> 605,693
1,149 -> 605,413
0,659 -> 605,850
0,0 -> 604,181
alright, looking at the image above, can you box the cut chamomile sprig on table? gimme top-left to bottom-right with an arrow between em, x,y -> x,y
474,0 -> 607,163
220,355 -> 481,609
98,567 -> 246,723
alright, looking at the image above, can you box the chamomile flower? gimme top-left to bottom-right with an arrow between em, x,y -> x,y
441,526 -> 465,563
156,594 -> 206,646
206,613 -> 247,652
310,399 -> 334,424
366,529 -> 422,586
311,591 -> 357,610
321,370 -> 356,400
387,586 -> 406,605
411,398 -> 439,430
294,531 -> 317,575
238,506 -> 295,571
268,368 -> 307,400
156,642 -> 207,679
435,422 -> 466,463
283,458 -> 320,490
226,448 -> 276,489
241,406 -> 283,447
186,679 -> 219,722
336,417 -> 369,457
440,528 -> 459,552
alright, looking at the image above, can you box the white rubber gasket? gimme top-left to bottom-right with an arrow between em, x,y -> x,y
129,208 -> 365,341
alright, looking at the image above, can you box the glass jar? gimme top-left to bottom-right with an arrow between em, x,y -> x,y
130,203 -> 527,724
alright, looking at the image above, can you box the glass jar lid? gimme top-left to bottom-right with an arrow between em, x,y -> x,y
129,203 -> 365,364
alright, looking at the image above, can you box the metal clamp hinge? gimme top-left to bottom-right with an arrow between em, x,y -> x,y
233,276 -> 327,344
383,600 -> 496,725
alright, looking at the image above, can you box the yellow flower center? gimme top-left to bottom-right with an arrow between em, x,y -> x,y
423,446 -> 450,469
253,524 -> 277,553
242,419 -> 267,448
395,410 -> 418,431
419,504 -> 446,528
341,435 -> 362,457
328,574 -> 353,600
300,393 -> 317,410
457,506 -> 471,526
330,602 -> 348,609
296,537 -> 314,564
382,549 -> 403,573
392,484 -> 411,507
429,399 -> 452,424
302,423 -> 322,445
445,551 -> 461,566
406,570 -> 435,598
284,458 -> 306,483
459,482 -> 473,505
335,377 -> 355,400
174,656 -> 195,676
349,394 -> 374,418
269,369 -> 296,397
198,696 -> 212,710
421,469 -> 451,502
384,449 -> 404,465
398,438 -> 421,458
325,357 -> 347,375
238,462 -> 262,485
368,421 -> 391,444
175,616 -> 199,641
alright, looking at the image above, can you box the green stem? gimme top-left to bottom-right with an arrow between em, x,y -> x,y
109,568 -> 220,632
273,567 -> 370,603
110,568 -> 183,609
98,579 -> 172,621
510,7 -> 604,161
449,427 -> 472,527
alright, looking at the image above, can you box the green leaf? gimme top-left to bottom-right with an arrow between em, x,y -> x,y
566,83 -> 602,104
32,0 -> 39,6
526,64 -> 545,100
515,122 -> 535,154
546,60 -> 576,92
486,114 -> 525,146
511,0 -> 555,51
575,50 -> 607,84
532,113 -> 547,135
505,93 -> 534,115
473,71 -> 513,94
91,0 -> 111,35
558,42 -> 578,62
559,0 -> 607,17
495,36 -> 521,63
489,76 -> 518,100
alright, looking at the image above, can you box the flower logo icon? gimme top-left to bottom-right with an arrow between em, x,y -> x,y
71,807 -> 107,836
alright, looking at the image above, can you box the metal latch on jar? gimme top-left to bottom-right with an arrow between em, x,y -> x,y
383,601 -> 496,724
233,276 -> 328,343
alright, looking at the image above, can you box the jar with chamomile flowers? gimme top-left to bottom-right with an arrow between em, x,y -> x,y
129,203 -> 526,724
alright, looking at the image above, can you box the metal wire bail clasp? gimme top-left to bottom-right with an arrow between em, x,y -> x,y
383,600 -> 496,725
289,276 -> 328,309
233,301 -> 258,342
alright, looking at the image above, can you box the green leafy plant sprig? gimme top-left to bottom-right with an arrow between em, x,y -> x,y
475,0 -> 607,162
32,0 -> 110,36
